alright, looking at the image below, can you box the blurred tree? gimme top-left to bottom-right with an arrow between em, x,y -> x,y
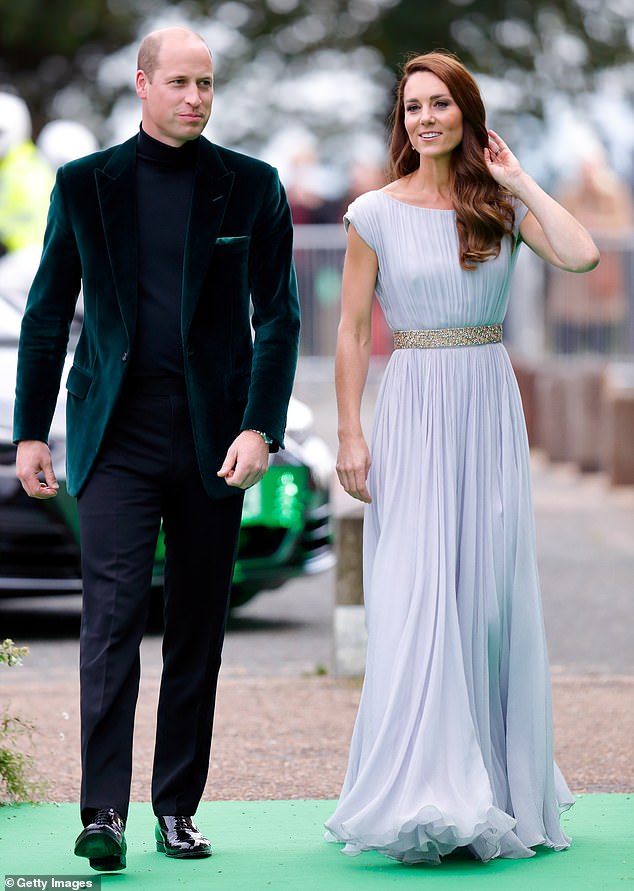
0,0 -> 138,135
366,0 -> 634,116
0,0 -> 394,141
1,0 -> 631,170
91,0 -> 395,165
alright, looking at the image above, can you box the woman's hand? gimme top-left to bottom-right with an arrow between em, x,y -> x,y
483,130 -> 523,192
336,434 -> 372,503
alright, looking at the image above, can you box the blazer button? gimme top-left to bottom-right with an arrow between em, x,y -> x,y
121,351 -> 128,362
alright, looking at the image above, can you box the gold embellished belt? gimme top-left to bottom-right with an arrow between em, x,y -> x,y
392,324 -> 502,350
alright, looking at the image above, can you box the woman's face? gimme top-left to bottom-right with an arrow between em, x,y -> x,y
403,71 -> 463,161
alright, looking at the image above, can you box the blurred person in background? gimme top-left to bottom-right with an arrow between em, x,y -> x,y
0,121 -> 99,311
326,51 -> 598,865
13,26 -> 299,872
340,159 -> 387,208
280,131 -> 342,353
37,119 -> 100,172
0,91 -> 54,256
283,133 -> 343,224
546,144 -> 634,355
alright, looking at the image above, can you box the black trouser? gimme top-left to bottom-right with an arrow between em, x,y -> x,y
76,379 -> 243,825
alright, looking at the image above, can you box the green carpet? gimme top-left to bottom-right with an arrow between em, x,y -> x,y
1,796 -> 631,890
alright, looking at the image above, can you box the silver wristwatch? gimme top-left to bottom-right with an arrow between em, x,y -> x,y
248,429 -> 273,445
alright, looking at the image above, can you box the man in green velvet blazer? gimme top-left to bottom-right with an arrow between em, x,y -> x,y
14,27 -> 299,870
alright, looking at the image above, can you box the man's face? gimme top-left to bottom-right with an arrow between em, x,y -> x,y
136,34 -> 213,147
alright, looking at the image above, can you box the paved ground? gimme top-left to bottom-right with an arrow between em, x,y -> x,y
1,357 -> 633,803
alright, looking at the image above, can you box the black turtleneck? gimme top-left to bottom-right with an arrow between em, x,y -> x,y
131,126 -> 199,379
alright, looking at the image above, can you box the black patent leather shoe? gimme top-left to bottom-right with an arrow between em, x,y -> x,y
74,807 -> 127,871
155,815 -> 212,858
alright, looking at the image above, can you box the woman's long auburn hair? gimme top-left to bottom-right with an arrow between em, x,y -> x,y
387,52 -> 515,270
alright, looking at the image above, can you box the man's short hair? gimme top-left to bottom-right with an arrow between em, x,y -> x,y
137,28 -> 211,82
137,32 -> 162,82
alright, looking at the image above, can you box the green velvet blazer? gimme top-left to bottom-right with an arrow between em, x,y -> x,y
13,135 -> 300,498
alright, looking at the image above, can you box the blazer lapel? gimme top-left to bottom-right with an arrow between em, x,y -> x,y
95,137 -> 138,345
182,139 -> 235,342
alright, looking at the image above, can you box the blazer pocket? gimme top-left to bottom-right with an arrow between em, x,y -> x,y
215,235 -> 250,246
66,365 -> 93,400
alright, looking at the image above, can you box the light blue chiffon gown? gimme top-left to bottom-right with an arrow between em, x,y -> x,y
324,190 -> 574,864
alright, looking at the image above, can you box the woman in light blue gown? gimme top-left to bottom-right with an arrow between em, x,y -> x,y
325,52 -> 599,865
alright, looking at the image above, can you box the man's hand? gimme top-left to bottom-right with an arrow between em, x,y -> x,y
217,430 -> 269,489
16,440 -> 59,499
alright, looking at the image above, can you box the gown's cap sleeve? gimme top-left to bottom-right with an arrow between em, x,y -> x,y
343,192 -> 378,252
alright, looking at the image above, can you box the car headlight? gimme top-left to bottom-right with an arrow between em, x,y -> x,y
241,465 -> 308,531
